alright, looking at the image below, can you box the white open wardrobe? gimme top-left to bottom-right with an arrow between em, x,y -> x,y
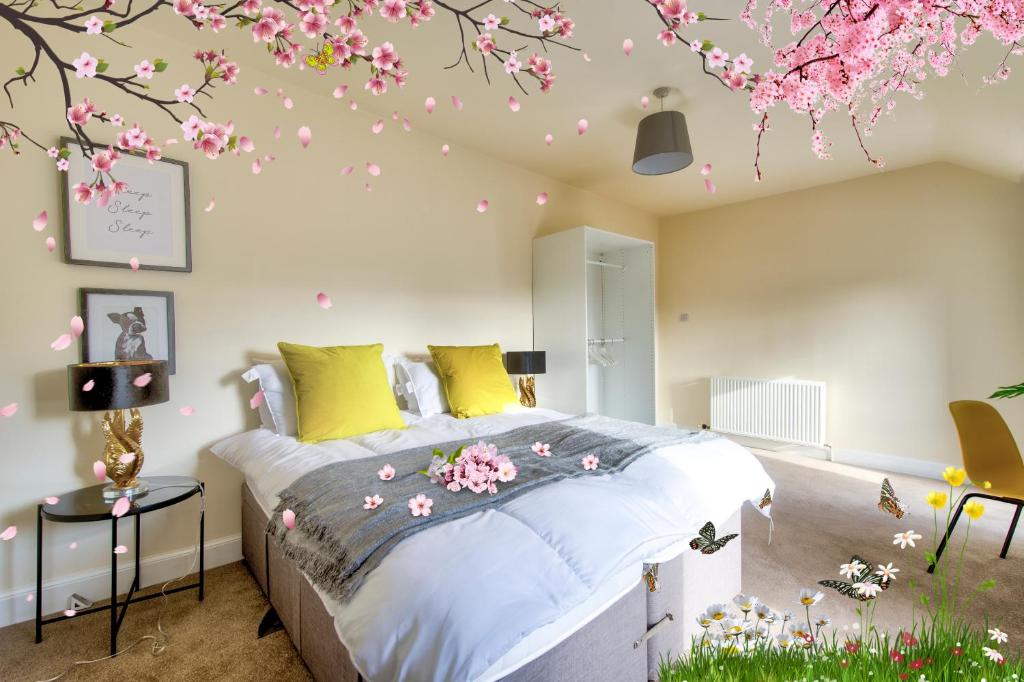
532,226 -> 655,424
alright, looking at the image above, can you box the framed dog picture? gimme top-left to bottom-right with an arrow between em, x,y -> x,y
61,137 -> 192,272
79,288 -> 176,374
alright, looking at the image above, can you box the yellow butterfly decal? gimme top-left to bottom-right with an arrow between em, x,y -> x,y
304,43 -> 334,72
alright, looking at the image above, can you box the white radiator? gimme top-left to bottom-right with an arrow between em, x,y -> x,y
710,377 -> 827,447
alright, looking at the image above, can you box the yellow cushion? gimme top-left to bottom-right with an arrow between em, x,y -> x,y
427,344 -> 519,419
277,342 -> 404,443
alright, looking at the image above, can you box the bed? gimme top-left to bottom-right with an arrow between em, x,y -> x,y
211,407 -> 774,682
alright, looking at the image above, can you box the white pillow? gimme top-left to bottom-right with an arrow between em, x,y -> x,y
242,362 -> 297,436
394,358 -> 449,417
243,353 -> 401,436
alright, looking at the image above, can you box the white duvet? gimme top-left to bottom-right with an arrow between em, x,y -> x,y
211,409 -> 774,682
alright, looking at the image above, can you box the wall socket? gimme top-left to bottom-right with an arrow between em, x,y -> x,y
679,313 -> 689,322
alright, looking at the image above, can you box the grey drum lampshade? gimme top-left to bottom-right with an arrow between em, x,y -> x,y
632,110 -> 694,175
67,360 -> 170,411
504,351 -> 546,376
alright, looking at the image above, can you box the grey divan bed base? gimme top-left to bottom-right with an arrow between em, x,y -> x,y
241,483 -> 743,682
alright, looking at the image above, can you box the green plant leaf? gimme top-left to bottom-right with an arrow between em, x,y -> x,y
919,593 -> 930,607
58,148 -> 70,159
924,551 -> 937,565
15,67 -> 25,76
416,469 -> 430,476
977,578 -> 996,592
95,59 -> 109,73
153,59 -> 168,73
697,11 -> 707,20
102,20 -> 116,32
701,40 -> 715,51
990,382 -> 1024,399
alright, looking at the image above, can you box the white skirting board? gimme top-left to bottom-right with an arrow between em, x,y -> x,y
831,448 -> 947,481
0,534 -> 241,628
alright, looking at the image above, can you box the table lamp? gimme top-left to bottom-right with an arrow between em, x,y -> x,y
504,351 -> 546,408
67,360 -> 169,500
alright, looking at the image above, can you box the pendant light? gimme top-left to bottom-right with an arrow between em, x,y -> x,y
632,87 -> 694,175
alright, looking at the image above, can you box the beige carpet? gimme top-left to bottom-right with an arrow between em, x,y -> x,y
1,454 -> 1020,680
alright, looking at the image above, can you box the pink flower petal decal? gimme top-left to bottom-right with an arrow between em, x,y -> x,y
239,136 -> 255,153
250,389 -> 265,410
441,144 -> 450,157
366,162 -> 381,177
476,200 -> 489,213
129,256 -> 140,271
364,183 -> 373,192
298,126 -> 312,149
33,210 -> 48,232
340,165 -> 354,176
132,373 -> 152,388
408,494 -> 433,517
583,52 -> 592,62
349,100 -> 358,111
508,96 -> 521,112
264,155 -> 276,162
451,95 -> 463,111
282,509 -> 296,530
93,460 -> 106,482
700,163 -> 712,176
1,526 -> 16,541
111,497 -> 130,518
402,118 -> 412,133
316,292 -> 332,309
641,96 -> 650,110
1,403 -> 17,417
50,333 -> 73,351
179,406 -> 194,416
204,198 -> 216,213
577,119 -> 589,136
273,125 -> 281,139
582,454 -> 600,470
332,84 -> 348,99
82,380 -> 95,392
44,496 -> 60,505
536,192 -> 549,205
545,134 -> 554,146
378,464 -> 396,481
63,609 -> 76,618
425,96 -> 436,113
26,594 -> 34,602
623,38 -> 634,56
251,159 -> 262,175
372,120 -> 384,135
254,87 -> 269,96
704,179 -> 717,194
69,542 -> 78,550
113,545 -> 128,554
283,96 -> 294,110
363,494 -> 384,510
70,316 -> 84,337
119,452 -> 136,464
46,237 -> 56,253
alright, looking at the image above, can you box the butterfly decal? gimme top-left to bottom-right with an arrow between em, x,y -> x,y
758,488 -> 772,510
689,521 -> 738,555
304,43 -> 335,72
643,564 -> 660,592
878,478 -> 907,519
818,554 -> 891,602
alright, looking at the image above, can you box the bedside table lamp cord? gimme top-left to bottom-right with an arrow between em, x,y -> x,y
36,484 -> 207,682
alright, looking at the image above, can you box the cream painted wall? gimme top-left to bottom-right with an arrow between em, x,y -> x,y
657,163 -> 1024,466
0,30 -> 657,603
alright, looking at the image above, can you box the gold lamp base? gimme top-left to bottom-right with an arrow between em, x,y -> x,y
518,375 -> 537,408
100,408 -> 147,499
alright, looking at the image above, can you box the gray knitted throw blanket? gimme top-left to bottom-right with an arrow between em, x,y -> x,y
268,414 -> 717,602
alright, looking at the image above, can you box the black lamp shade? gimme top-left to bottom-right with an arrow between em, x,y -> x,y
504,351 -> 546,376
632,110 -> 694,175
67,360 -> 170,412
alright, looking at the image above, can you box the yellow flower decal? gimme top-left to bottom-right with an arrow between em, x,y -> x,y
942,466 -> 967,487
964,500 -> 985,520
983,481 -> 992,490
926,491 -> 948,509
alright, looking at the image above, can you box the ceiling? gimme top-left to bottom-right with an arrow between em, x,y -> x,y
179,1 -> 1024,216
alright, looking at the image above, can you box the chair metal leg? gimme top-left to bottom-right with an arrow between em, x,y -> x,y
1000,504 -> 1022,559
927,494 -> 973,574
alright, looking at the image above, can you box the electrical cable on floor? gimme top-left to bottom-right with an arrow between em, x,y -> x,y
35,485 -> 206,682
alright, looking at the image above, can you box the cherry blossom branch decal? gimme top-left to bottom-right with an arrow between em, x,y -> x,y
641,0 -> 1023,180
0,0 -> 575,203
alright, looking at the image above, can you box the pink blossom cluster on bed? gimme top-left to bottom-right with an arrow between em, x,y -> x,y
427,442 -> 518,495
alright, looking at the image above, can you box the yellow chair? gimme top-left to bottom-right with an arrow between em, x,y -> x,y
929,400 -> 1024,572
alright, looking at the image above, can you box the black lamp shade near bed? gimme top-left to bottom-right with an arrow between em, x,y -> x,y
505,351 -> 545,408
67,360 -> 169,500
68,360 -> 170,411
504,351 -> 546,377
